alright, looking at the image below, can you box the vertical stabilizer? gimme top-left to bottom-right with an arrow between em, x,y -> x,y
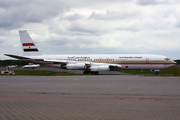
19,30 -> 45,56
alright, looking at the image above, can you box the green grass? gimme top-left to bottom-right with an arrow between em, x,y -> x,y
120,66 -> 180,76
2,70 -> 79,76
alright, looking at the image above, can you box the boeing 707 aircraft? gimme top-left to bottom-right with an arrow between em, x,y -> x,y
4,30 -> 176,75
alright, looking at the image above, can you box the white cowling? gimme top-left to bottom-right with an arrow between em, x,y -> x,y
90,65 -> 110,71
66,63 -> 85,70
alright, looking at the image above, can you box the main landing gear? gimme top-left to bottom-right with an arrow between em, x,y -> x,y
83,71 -> 99,75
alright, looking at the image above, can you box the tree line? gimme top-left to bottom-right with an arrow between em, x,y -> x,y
175,60 -> 180,65
0,60 -> 29,66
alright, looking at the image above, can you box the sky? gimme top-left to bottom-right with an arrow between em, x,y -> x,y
0,0 -> 180,60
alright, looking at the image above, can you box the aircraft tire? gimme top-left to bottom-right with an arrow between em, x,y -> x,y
95,71 -> 99,75
155,71 -> 159,75
84,71 -> 99,75
91,71 -> 99,75
83,71 -> 88,74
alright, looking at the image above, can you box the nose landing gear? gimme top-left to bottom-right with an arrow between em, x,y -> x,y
154,70 -> 159,75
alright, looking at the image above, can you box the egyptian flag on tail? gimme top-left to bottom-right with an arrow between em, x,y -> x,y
19,30 -> 44,56
22,43 -> 38,52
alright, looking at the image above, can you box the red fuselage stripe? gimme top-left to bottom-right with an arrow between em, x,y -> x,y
23,43 -> 35,46
40,62 -> 176,65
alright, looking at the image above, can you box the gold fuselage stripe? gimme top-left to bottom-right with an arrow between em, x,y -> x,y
84,60 -> 176,64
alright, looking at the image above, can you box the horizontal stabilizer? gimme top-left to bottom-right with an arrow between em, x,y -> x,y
4,54 -> 31,60
4,54 -> 44,61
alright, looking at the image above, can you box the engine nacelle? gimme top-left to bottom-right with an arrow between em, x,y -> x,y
66,63 -> 85,70
90,65 -> 110,71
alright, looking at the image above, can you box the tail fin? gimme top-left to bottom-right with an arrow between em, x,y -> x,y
19,30 -> 45,56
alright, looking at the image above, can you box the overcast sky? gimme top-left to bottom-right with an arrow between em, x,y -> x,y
0,0 -> 180,60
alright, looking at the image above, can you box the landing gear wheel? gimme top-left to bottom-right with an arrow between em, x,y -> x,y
155,71 -> 159,75
84,71 -> 99,75
91,71 -> 99,75
95,71 -> 99,75
83,71 -> 88,74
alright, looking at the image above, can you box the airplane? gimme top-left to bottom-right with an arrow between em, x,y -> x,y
22,63 -> 40,69
7,65 -> 18,68
5,65 -> 18,72
4,30 -> 176,75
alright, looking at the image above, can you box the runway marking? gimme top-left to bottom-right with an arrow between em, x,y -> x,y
1,95 -> 180,101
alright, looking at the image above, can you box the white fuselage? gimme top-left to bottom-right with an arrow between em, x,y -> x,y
26,54 -> 176,71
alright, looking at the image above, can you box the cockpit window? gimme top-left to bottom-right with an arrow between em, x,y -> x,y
164,58 -> 170,60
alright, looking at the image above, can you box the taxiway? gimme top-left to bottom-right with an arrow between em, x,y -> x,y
0,75 -> 180,119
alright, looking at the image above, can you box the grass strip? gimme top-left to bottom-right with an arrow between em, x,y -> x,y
3,70 -> 79,76
120,66 -> 180,76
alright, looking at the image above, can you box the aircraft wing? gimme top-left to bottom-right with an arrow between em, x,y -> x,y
4,54 -> 66,64
43,59 -> 68,64
4,54 -> 31,60
4,54 -> 122,71
4,54 -> 44,61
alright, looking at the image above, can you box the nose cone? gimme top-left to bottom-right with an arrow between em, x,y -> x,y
164,60 -> 176,68
168,60 -> 177,67
173,60 -> 177,65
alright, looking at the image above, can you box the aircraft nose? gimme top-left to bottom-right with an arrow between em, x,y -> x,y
164,60 -> 176,68
173,60 -> 177,65
169,60 -> 177,67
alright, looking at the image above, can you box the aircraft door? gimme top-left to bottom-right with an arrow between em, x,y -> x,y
146,58 -> 149,64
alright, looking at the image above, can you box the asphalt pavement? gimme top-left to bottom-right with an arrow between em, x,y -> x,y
0,75 -> 180,120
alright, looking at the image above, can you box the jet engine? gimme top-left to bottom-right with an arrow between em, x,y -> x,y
90,65 -> 110,71
66,63 -> 85,70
